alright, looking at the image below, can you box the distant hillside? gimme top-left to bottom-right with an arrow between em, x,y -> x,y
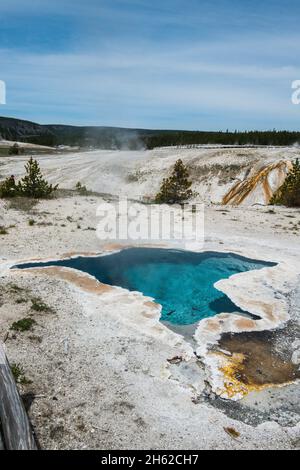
0,116 -> 300,149
0,116 -> 156,149
0,116 -> 54,147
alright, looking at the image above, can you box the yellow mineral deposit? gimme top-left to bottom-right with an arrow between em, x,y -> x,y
222,160 -> 292,205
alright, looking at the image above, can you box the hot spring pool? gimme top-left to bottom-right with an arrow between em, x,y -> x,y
14,248 -> 275,325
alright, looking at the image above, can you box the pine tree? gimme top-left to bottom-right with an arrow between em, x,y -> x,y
0,175 -> 18,197
18,157 -> 58,198
270,158 -> 300,207
9,143 -> 22,155
155,159 -> 194,204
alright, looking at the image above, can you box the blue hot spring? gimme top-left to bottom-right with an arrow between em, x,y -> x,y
14,248 -> 275,325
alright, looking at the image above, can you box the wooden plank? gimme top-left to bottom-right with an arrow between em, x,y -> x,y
0,343 -> 37,450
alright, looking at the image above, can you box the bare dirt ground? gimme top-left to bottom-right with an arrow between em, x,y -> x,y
0,148 -> 299,449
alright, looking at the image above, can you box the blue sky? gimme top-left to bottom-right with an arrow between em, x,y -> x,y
0,0 -> 300,130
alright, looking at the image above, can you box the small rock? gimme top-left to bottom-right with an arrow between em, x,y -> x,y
224,427 -> 240,440
167,355 -> 183,365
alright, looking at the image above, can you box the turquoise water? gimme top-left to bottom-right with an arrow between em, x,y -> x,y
14,248 -> 275,325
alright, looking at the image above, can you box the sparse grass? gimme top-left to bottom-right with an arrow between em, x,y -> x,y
6,197 -> 38,212
9,284 -> 28,293
0,224 -> 16,234
75,181 -> 88,194
126,170 -> 144,183
10,317 -> 36,332
31,297 -> 53,313
0,226 -> 8,235
15,297 -> 28,304
28,334 -> 43,344
55,188 -> 102,198
52,188 -> 75,198
11,363 -> 32,385
188,163 -> 248,184
19,375 -> 33,385
11,363 -> 23,381
37,221 -> 53,226
0,148 -> 10,157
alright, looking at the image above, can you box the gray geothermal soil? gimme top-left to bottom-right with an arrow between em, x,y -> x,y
0,147 -> 299,449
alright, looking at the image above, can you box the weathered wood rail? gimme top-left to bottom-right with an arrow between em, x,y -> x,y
0,343 -> 37,450
0,430 -> 4,450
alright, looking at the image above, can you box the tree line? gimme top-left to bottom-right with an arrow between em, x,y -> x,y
1,115 -> 300,149
143,130 -> 300,149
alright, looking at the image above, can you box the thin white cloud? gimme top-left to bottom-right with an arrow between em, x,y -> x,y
0,45 -> 297,118
1,4 -> 300,130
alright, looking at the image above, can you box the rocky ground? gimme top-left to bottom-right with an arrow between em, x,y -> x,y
0,148 -> 299,449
